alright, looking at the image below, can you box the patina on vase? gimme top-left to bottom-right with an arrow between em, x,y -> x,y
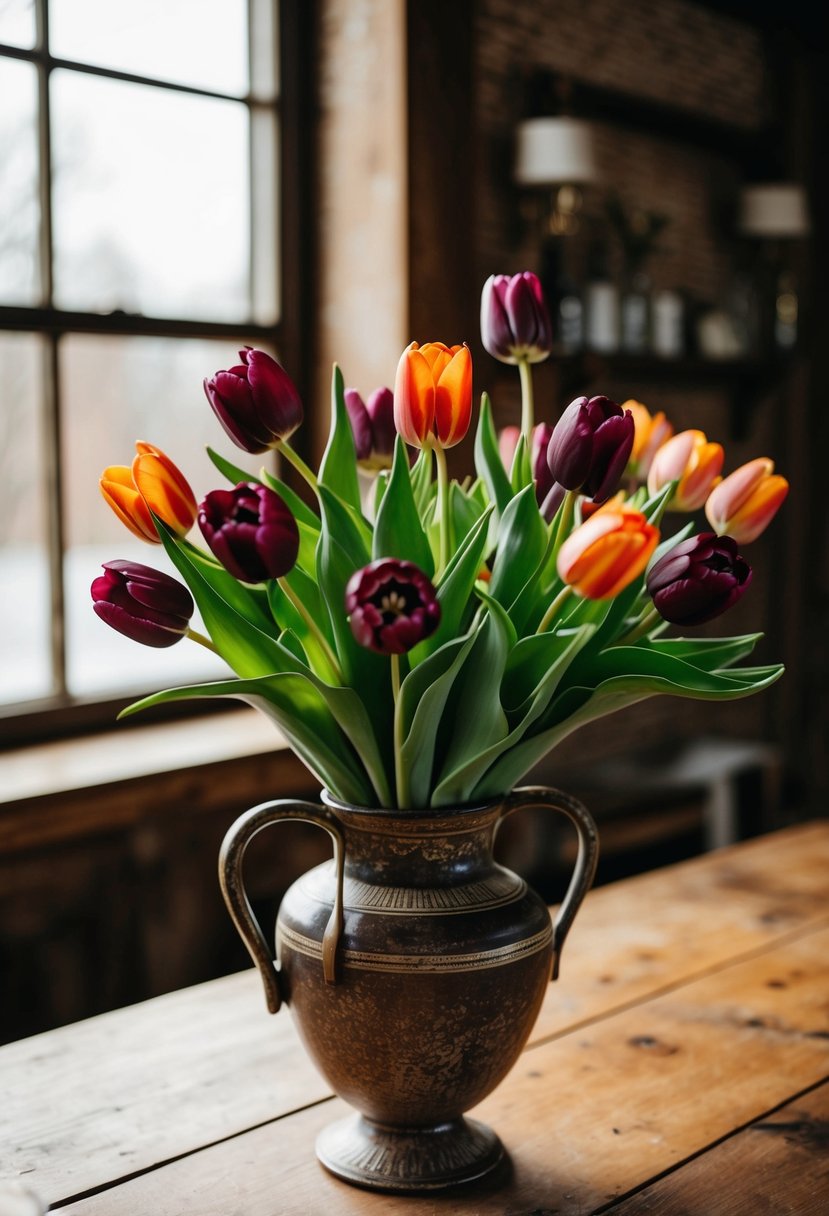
219,785 -> 598,1193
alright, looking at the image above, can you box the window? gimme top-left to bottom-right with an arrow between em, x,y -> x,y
0,0 -> 304,739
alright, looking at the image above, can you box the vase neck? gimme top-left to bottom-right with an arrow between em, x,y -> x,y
326,803 -> 502,887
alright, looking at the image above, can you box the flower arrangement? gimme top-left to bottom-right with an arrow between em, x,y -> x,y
93,272 -> 787,811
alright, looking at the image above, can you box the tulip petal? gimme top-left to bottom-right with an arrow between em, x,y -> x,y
705,457 -> 776,529
721,475 -> 789,544
677,441 -> 724,510
394,345 -> 435,447
133,450 -> 197,537
434,346 -> 472,447
344,388 -> 373,461
100,473 -> 158,543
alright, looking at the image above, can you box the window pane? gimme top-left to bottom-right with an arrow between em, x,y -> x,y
60,334 -> 268,699
0,57 -> 40,305
0,0 -> 36,48
0,333 -> 52,705
49,0 -> 249,96
51,71 -> 251,322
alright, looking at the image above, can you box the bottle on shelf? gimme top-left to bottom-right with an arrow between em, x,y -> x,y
584,238 -> 619,354
620,270 -> 652,354
540,235 -> 584,355
651,288 -> 685,358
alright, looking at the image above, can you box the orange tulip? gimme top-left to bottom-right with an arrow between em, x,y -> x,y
647,429 -> 724,511
100,442 -> 197,543
393,341 -> 472,449
705,457 -> 788,544
623,399 -> 673,480
557,499 -> 659,600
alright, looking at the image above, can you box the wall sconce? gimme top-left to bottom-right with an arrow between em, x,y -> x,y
514,116 -> 599,235
736,182 -> 811,351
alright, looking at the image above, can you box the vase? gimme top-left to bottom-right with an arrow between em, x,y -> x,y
219,785 -> 598,1193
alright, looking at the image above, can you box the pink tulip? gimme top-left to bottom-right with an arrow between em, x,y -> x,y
705,457 -> 789,544
647,429 -> 724,511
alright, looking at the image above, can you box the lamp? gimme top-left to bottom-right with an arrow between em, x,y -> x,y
514,116 -> 599,235
736,182 -> 810,351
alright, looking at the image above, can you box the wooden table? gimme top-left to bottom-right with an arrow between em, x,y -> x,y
3,820 -> 828,1215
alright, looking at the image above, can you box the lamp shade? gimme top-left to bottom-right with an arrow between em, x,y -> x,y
514,117 -> 599,186
738,183 -> 811,238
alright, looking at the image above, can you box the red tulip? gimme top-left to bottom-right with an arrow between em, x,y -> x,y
345,559 -> 440,654
198,482 -> 299,583
546,395 -> 635,504
91,560 -> 194,647
204,347 -> 303,454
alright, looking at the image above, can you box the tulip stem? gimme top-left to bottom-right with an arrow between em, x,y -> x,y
275,439 -> 318,493
550,489 -> 578,567
433,443 -> 452,576
518,358 -> 534,445
186,627 -> 219,653
537,585 -> 574,634
278,577 -> 343,682
390,654 -> 408,809
616,606 -> 662,646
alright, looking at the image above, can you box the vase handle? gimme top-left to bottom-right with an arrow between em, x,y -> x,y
218,799 -> 345,1015
499,785 -> 599,982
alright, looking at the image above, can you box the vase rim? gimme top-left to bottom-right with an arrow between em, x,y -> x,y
320,789 -> 503,821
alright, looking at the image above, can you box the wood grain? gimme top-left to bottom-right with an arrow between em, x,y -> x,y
4,823 -> 827,1212
55,925 -> 829,1215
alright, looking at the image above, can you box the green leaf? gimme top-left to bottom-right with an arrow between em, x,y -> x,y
372,435 -> 434,575
267,570 -> 337,681
487,484 -> 548,619
474,393 -> 513,517
398,628 -> 479,808
120,675 -> 373,806
643,633 -> 762,672
450,480 -> 484,551
206,445 -> 263,488
318,364 -> 362,517
410,448 -> 434,521
407,506 -> 493,664
155,522 -> 289,678
430,593 -> 515,804
510,433 -> 532,493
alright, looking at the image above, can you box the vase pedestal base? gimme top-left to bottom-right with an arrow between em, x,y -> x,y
315,1113 -> 505,1192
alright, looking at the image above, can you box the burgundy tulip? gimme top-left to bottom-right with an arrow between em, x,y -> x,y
646,532 -> 752,626
546,395 -> 635,504
204,347 -> 303,454
91,560 -> 194,647
345,559 -> 440,655
345,386 -> 396,468
198,482 -> 299,583
480,272 -> 553,365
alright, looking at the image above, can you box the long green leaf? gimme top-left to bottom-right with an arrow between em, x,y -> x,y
474,392 -> 513,517
643,633 -> 762,672
487,484 -> 548,618
407,507 -> 493,665
372,435 -> 434,575
206,444 -> 321,532
318,364 -> 363,517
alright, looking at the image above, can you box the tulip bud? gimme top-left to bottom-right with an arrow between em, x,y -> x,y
91,560 -> 194,647
546,395 -> 635,504
647,429 -> 724,511
623,399 -> 674,481
646,532 -> 752,625
705,457 -> 788,544
557,500 -> 659,599
480,272 -> 553,365
204,347 -> 303,454
345,386 -> 396,469
345,558 -> 440,655
100,442 -> 197,543
393,341 -> 472,450
198,482 -> 299,583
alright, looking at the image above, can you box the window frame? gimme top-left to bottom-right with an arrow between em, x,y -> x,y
0,0 -> 315,746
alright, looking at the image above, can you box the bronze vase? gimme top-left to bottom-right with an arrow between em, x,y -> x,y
219,785 -> 598,1193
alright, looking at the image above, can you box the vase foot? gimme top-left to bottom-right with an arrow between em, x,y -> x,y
315,1112 -> 505,1192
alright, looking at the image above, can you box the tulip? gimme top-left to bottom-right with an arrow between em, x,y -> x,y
480,272 -> 553,365
556,500 -> 659,599
91,560 -> 194,647
546,395 -> 635,504
345,386 -> 396,469
647,429 -> 724,511
204,347 -> 303,454
100,442 -> 197,542
393,342 -> 472,450
623,399 -> 674,480
646,532 -> 752,625
198,482 -> 299,583
705,457 -> 789,544
345,558 -> 440,655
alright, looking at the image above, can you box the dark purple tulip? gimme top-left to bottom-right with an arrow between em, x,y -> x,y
204,347 -> 303,454
345,559 -> 440,655
345,386 -> 396,468
198,482 -> 299,583
646,532 -> 752,626
91,560 -> 194,647
531,423 -> 555,506
546,395 -> 635,504
480,272 -> 553,365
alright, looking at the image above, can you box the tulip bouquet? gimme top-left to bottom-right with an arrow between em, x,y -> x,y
93,273 -> 787,811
